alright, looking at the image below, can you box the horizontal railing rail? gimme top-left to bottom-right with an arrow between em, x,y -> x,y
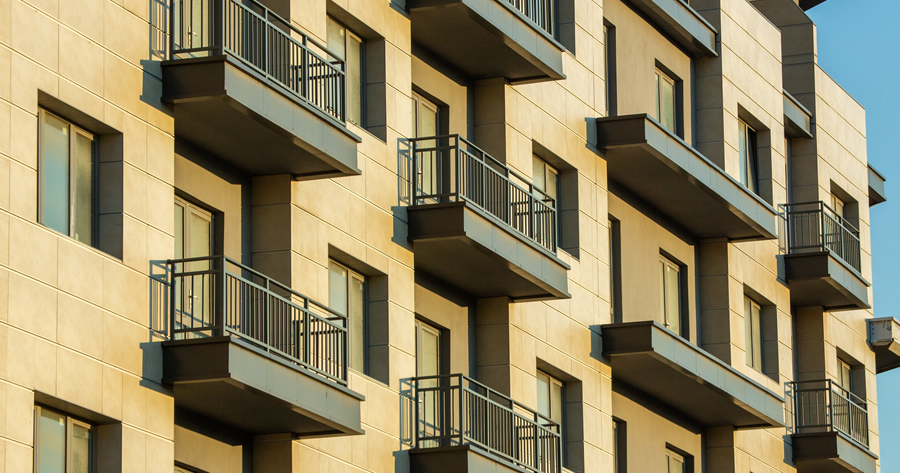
412,374 -> 561,473
410,135 -> 558,253
783,201 -> 861,273
168,255 -> 349,385
791,379 -> 869,448
170,0 -> 346,123
502,0 -> 556,36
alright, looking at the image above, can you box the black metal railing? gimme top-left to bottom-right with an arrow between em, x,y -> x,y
783,201 -> 861,273
791,379 -> 869,448
413,375 -> 561,473
168,255 -> 349,385
502,0 -> 555,36
170,0 -> 346,123
410,135 -> 557,252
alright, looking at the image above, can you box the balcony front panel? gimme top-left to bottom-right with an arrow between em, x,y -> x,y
161,256 -> 364,437
868,317 -> 900,374
783,202 -> 869,310
601,321 -> 785,429
163,0 -> 361,179
868,164 -> 886,207
596,114 -> 778,241
407,136 -> 570,301
407,0 -> 565,83
410,375 -> 562,473
625,0 -> 718,57
791,380 -> 876,473
784,90 -> 814,138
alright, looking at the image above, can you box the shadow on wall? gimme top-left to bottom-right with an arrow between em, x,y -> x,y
399,377 -> 416,448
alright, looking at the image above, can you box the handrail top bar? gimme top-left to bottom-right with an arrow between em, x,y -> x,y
234,0 -> 339,63
167,255 -> 346,320
410,134 -> 556,203
789,379 -> 867,407
783,200 -> 860,234
411,373 -> 556,426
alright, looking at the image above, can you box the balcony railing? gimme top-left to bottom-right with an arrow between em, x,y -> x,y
502,0 -> 556,36
168,255 -> 348,385
791,379 -> 869,448
412,374 -> 561,473
783,201 -> 861,273
411,135 -> 557,252
170,0 -> 346,123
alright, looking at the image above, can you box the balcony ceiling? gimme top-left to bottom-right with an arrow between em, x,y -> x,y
626,0 -> 718,57
793,432 -> 877,473
407,0 -> 565,83
601,321 -> 785,429
162,337 -> 364,437
596,114 -> 778,241
784,253 -> 870,311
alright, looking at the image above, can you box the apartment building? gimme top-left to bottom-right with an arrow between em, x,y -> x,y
0,0 -> 896,471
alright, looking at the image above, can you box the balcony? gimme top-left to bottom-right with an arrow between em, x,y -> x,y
163,0 -> 361,179
625,0 -> 717,57
406,0 -> 565,83
596,114 -> 778,241
784,90 -> 814,138
407,135 -> 569,301
868,165 -> 886,207
162,256 -> 364,437
790,380 -> 876,473
409,374 -> 561,473
868,317 -> 900,374
783,202 -> 869,310
601,321 -> 785,429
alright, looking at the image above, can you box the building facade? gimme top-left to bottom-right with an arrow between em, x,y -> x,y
0,0 -> 896,472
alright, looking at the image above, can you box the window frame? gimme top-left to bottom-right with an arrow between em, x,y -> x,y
38,108 -> 98,247
744,296 -> 763,372
415,319 -> 442,377
653,69 -> 676,133
838,358 -> 853,392
33,405 -> 95,473
327,16 -> 366,127
329,259 -> 368,374
532,154 -> 559,201
666,449 -> 686,473
738,119 -> 759,193
536,370 -> 567,465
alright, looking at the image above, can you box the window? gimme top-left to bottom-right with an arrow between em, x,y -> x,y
653,70 -> 676,133
830,194 -> 845,218
329,260 -> 367,372
609,217 -> 621,321
34,406 -> 93,473
173,198 -> 214,331
39,109 -> 96,246
532,155 -> 558,201
613,419 -> 626,473
412,92 -> 440,201
738,120 -> 759,193
412,92 -> 439,139
659,256 -> 682,335
837,358 -> 853,392
536,370 -> 566,465
666,449 -> 685,473
416,320 -> 441,377
327,17 -> 364,126
603,21 -> 617,117
744,296 -> 762,372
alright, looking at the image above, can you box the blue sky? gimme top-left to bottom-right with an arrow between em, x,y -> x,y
806,0 -> 900,467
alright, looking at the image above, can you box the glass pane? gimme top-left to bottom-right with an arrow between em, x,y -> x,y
349,275 -> 365,371
71,422 -> 92,473
188,212 -> 211,265
420,102 -> 437,138
546,166 -> 558,200
550,379 -> 563,424
744,297 -> 753,366
419,326 -> 439,377
653,73 -> 660,122
533,155 -> 545,192
751,303 -> 762,370
659,260 -> 667,326
665,264 -> 680,333
326,18 -> 345,61
72,132 -> 93,245
662,78 -> 675,132
38,409 -> 66,473
739,121 -> 747,186
668,455 -> 684,473
329,262 -> 348,316
41,113 -> 70,235
536,372 -> 550,418
174,203 -> 184,260
346,33 -> 363,125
